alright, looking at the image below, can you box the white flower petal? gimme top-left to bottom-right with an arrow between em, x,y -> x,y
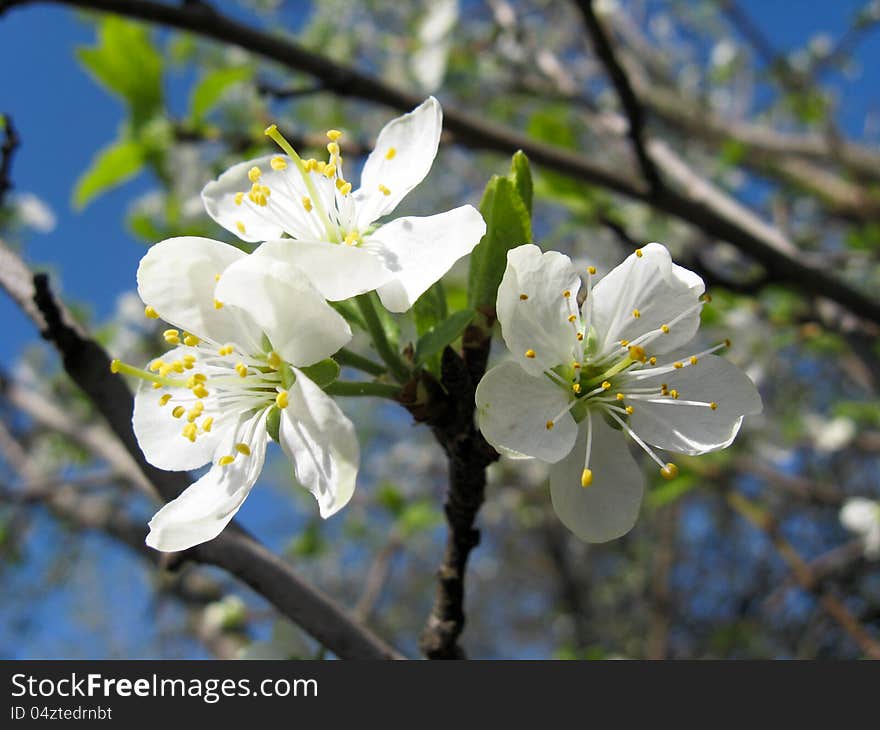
591,242 -> 704,356
550,414 -> 645,542
625,355 -> 762,455
354,97 -> 442,227
137,237 -> 248,345
840,498 -> 880,535
145,409 -> 269,552
279,371 -> 359,518
370,205 -> 486,313
247,238 -> 393,302
475,360 -> 578,463
496,244 -> 582,376
216,247 -> 352,366
201,155 -> 320,243
132,347 -> 231,471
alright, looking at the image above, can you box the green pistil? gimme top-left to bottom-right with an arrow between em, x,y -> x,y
581,353 -> 639,390
110,359 -> 188,388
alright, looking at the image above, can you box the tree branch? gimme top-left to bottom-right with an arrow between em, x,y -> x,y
2,0 -> 880,322
574,0 -> 661,191
0,238 -> 402,660
0,113 -> 18,208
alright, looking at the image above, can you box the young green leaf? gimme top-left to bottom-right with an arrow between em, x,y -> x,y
415,309 -> 475,365
73,139 -> 145,210
189,66 -> 253,125
299,358 -> 341,388
509,150 -> 533,215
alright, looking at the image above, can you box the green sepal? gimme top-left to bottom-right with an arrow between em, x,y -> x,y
266,406 -> 281,442
299,358 -> 340,388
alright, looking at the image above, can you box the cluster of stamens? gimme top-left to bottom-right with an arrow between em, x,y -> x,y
520,250 -> 726,488
112,304 -> 293,468
227,123 -> 397,247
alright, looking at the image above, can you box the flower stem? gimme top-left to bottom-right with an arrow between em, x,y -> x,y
324,381 -> 401,399
334,348 -> 387,377
355,294 -> 410,383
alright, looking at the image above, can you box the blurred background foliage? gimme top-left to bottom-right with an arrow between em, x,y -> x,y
1,0 -> 879,658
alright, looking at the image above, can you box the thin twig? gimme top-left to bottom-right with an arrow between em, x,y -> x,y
0,113 -> 18,208
574,0 -> 661,191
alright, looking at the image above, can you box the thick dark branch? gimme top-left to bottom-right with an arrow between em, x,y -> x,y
3,0 -> 879,322
574,0 -> 661,191
0,113 -> 18,208
0,239 -> 401,660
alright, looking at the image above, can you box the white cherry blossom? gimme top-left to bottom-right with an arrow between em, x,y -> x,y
840,497 -> 880,560
113,237 -> 359,552
201,97 -> 486,313
476,243 -> 762,542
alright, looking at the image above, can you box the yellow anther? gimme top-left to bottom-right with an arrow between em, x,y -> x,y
625,405 -> 634,415
661,324 -> 670,333
235,362 -> 248,378
323,164 -> 337,178
218,344 -> 234,356
183,334 -> 200,347
577,333 -> 584,341
689,356 -> 698,365
192,384 -> 209,399
701,293 -> 712,303
710,402 -> 718,411
302,196 -> 313,212
144,305 -> 159,319
378,184 -> 391,196
616,393 -> 625,401
163,329 -> 180,343
568,314 -> 577,323
326,129 -> 343,141
182,423 -> 198,442
187,404 -> 203,422
602,381 -> 611,390
338,181 -> 352,196
632,309 -> 641,318
219,455 -> 235,466
191,373 -> 207,384
661,383 -> 668,391
304,159 -> 317,172
725,338 -> 732,348
563,290 -> 571,298
385,147 -> 396,160
344,231 -> 361,246
201,417 -> 214,432
649,357 -> 657,365
628,345 -> 646,363
327,141 -> 340,156
660,463 -> 679,480
620,340 -> 629,347
520,293 -> 529,301
172,406 -> 186,419
572,383 -> 582,394
182,354 -> 196,369
170,360 -> 184,374
247,166 -> 262,183
158,393 -> 172,407
572,362 -> 581,370
270,156 -> 288,171
152,382 -> 162,389
234,192 -> 244,206
581,468 -> 593,488
215,274 -> 221,282
674,362 -> 683,369
235,443 -> 251,456
235,222 -> 245,235
545,420 -> 554,430
267,351 -> 282,369
525,349 -> 536,359
669,389 -> 679,400
260,184 -> 271,196
110,359 -> 121,373
275,390 -> 289,409
158,364 -> 173,377
587,266 -> 597,275
635,248 -> 643,258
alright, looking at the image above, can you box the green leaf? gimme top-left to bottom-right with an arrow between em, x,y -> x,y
189,66 -> 253,124
76,17 -> 163,127
467,173 -> 532,310
646,473 -> 698,510
509,150 -> 533,215
415,309 -> 475,365
300,358 -> 341,388
73,139 -> 145,210
399,500 -> 442,537
412,281 -> 448,336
